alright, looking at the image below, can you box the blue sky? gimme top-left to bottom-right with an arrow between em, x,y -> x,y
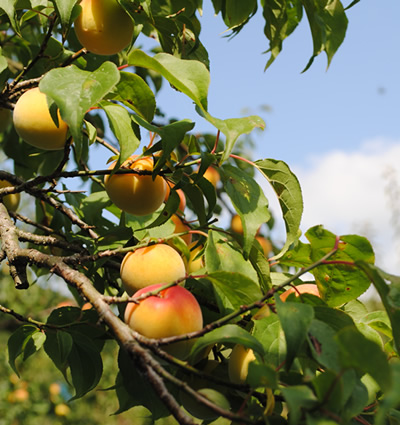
146,0 -> 400,274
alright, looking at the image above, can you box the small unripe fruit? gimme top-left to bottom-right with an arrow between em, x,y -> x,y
125,283 -> 203,359
105,156 -> 167,216
13,88 -> 68,150
0,108 -> 12,132
74,0 -> 134,56
280,283 -> 320,301
120,244 -> 186,295
0,179 -> 20,212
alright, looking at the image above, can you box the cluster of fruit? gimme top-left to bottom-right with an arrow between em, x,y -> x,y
0,0 -> 323,404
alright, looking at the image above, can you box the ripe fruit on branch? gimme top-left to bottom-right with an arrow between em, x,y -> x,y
230,214 -> 244,234
0,108 -> 12,132
184,242 -> 204,274
171,214 -> 192,245
124,283 -> 203,359
255,236 -> 272,256
280,283 -> 320,301
228,344 -> 256,385
203,166 -> 220,188
164,184 -> 186,213
74,0 -> 134,56
0,179 -> 20,212
104,156 -> 167,216
13,88 -> 68,150
120,243 -> 186,295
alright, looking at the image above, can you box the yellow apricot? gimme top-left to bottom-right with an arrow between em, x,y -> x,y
171,214 -> 192,245
13,88 -> 68,150
74,0 -> 134,56
228,344 -> 256,385
203,166 -> 220,188
104,156 -> 167,216
184,242 -> 204,274
280,283 -> 320,302
54,403 -> 70,416
230,214 -> 243,234
164,184 -> 186,213
0,179 -> 20,212
120,243 -> 186,295
255,235 -> 272,256
0,107 -> 12,132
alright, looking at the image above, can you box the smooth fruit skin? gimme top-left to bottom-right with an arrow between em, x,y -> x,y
120,243 -> 186,295
228,344 -> 256,385
230,214 -> 243,234
255,235 -> 272,256
13,88 -> 68,150
184,242 -> 204,274
0,108 -> 12,132
164,184 -> 186,213
280,283 -> 320,302
125,283 -> 203,359
203,166 -> 220,188
105,156 -> 167,216
171,214 -> 192,245
0,179 -> 20,212
74,0 -> 134,56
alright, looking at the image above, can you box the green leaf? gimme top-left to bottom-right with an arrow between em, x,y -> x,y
132,114 -> 195,176
247,361 -> 278,389
39,62 -> 120,158
314,305 -> 356,332
205,230 -> 258,283
307,319 -> 340,371
375,362 -> 400,425
110,71 -> 156,122
335,326 -> 392,393
67,331 -> 103,400
356,261 -> 400,354
221,0 -> 257,29
115,347 -> 171,417
281,385 -> 318,425
262,0 -> 303,69
255,158 -> 303,260
210,115 -> 266,164
51,0 -> 80,38
189,324 -> 265,362
206,271 -> 262,315
252,314 -> 286,369
0,0 -> 29,34
128,50 -> 209,111
301,0 -> 348,71
43,329 -> 74,379
306,226 -> 374,307
100,102 -> 140,165
128,50 -> 264,162
222,163 -> 270,258
275,294 -> 314,369
8,325 -> 45,375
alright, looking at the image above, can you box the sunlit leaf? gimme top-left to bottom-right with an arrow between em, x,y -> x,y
255,158 -> 303,260
39,62 -> 120,158
222,163 -> 270,258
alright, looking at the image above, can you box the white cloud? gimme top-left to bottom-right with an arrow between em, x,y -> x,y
262,138 -> 400,274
